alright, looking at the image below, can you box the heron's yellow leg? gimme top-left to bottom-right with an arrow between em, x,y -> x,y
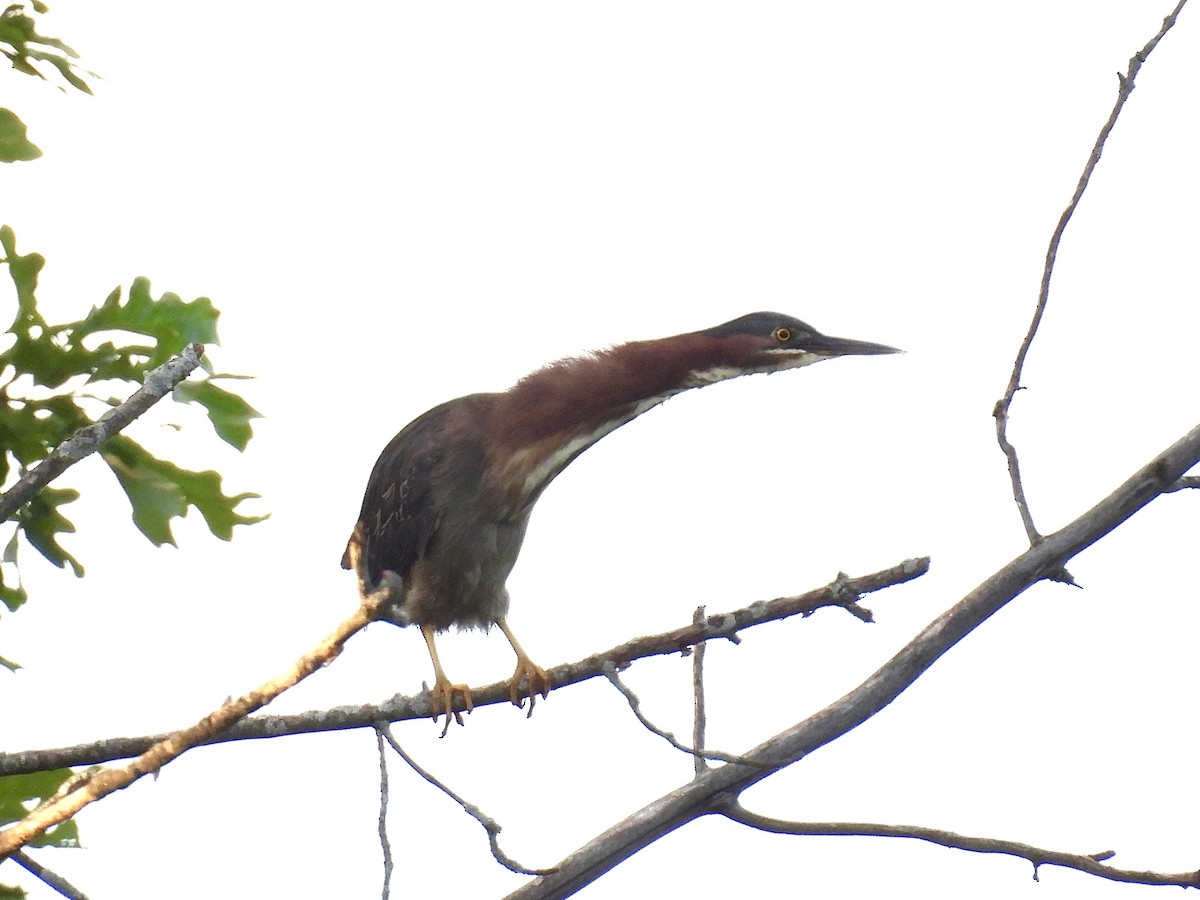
420,623 -> 473,736
497,617 -> 551,716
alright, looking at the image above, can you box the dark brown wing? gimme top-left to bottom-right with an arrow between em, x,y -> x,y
342,400 -> 454,589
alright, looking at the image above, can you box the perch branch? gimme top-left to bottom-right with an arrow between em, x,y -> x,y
0,582 -> 396,860
0,558 -> 927,776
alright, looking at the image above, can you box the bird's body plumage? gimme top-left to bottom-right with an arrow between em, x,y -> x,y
343,312 -> 898,729
343,394 -> 529,631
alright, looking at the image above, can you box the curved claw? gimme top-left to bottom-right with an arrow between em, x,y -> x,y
508,659 -> 551,718
430,678 -> 474,737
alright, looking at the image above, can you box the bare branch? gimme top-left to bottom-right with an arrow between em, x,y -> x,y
1164,475 -> 1200,492
0,582 -> 397,860
377,724 -> 554,877
601,662 -> 764,768
11,850 -> 91,900
718,802 -> 1200,889
690,605 -> 708,778
506,420 -> 1200,899
993,1 -> 1189,544
0,344 -> 205,522
375,726 -> 393,900
0,559 -> 927,776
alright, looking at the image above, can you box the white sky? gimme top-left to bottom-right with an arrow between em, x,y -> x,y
4,1 -> 1200,897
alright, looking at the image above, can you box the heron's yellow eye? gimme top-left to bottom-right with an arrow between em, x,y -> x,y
773,327 -> 792,342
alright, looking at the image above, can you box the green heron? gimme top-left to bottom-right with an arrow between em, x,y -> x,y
343,312 -> 898,732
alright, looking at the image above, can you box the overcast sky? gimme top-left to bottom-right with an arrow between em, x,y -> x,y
4,2 -> 1200,898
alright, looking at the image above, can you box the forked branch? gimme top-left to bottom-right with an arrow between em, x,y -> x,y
508,419 -> 1200,899
992,0 -> 1189,544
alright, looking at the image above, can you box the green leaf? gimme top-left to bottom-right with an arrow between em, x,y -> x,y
0,226 -> 46,330
0,108 -> 41,162
0,769 -> 81,848
102,435 -> 265,546
0,531 -> 27,612
0,4 -> 91,96
0,396 -> 90,474
0,883 -> 28,899
70,277 -> 221,367
100,438 -> 187,546
16,487 -> 83,576
0,228 -> 121,390
26,47 -> 91,95
0,577 -> 27,612
174,379 -> 261,451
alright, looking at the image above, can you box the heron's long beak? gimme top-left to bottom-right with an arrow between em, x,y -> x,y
809,334 -> 902,357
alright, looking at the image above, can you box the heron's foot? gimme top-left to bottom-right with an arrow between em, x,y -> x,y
508,656 -> 551,718
429,678 -> 473,737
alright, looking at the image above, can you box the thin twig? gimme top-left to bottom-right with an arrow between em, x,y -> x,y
993,0 -> 1189,545
375,726 -> 393,900
718,801 -> 1200,889
690,605 -> 708,778
0,582 -> 397,860
377,724 -> 555,877
11,850 -> 91,900
602,663 -> 766,768
0,344 -> 205,523
0,559 -> 928,777
1164,475 -> 1200,492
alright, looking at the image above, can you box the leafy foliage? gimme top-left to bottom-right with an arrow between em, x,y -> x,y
0,769 -> 80,849
0,2 -> 93,164
0,8 -> 259,877
0,226 -> 265,656
0,3 -> 91,94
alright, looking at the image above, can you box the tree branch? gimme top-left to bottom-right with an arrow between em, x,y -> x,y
690,605 -> 708,778
10,849 -> 91,900
1165,475 -> 1200,492
718,802 -> 1200,889
377,724 -> 555,877
0,344 -> 206,523
0,582 -> 396,860
992,0 -> 1188,545
0,559 -> 927,776
506,420 -> 1200,899
601,662 -> 764,768
375,726 -> 393,900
